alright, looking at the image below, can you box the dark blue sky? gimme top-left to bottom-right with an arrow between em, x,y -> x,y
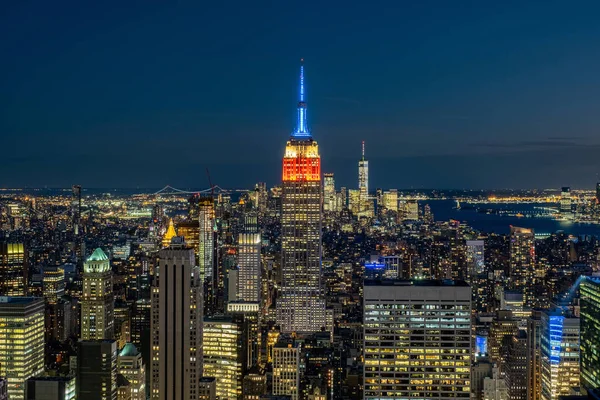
2,1 -> 600,189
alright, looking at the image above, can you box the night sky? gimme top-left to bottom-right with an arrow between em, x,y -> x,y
3,1 -> 600,190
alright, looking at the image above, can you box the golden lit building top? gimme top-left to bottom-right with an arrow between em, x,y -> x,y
162,218 -> 177,248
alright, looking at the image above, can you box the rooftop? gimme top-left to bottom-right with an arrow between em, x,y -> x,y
364,279 -> 470,287
87,247 -> 108,262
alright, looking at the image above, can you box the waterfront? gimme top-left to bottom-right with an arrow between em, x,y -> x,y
424,199 -> 600,236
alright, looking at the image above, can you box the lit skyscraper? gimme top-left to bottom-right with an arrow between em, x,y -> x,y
118,343 -> 146,400
358,141 -> 368,197
272,339 -> 301,400
151,237 -> 203,400
509,226 -> 535,302
76,340 -> 118,400
0,242 -> 27,296
237,232 -> 261,303
466,240 -> 485,276
580,277 -> 600,390
277,60 -> 326,334
363,280 -> 472,399
81,248 -> 114,340
323,173 -> 336,212
198,196 -> 217,314
540,310 -> 580,400
560,187 -> 572,215
0,297 -> 45,400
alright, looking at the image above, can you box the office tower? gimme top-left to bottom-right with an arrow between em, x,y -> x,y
363,280 -> 471,399
401,200 -> 419,221
237,233 -> 261,303
0,297 -> 45,400
381,190 -> 398,212
489,310 -> 519,371
560,187 -> 572,214
227,302 -> 261,368
323,173 -> 336,212
72,184 -> 82,236
540,310 -> 580,400
348,189 -> 361,215
76,340 -> 118,400
198,196 -> 217,314
162,219 -> 177,248
25,376 -> 76,400
527,311 -> 543,400
51,297 -> 73,341
43,267 -> 65,304
198,378 -> 217,400
466,240 -> 485,276
0,242 -> 27,296
596,183 -> 600,204
114,303 -> 131,351
580,277 -> 600,390
118,343 -> 146,400
81,248 -> 114,340
176,220 -> 199,256
509,226 -> 535,301
272,339 -> 301,400
505,331 -> 528,400
203,316 -> 244,400
151,237 -> 203,400
277,60 -> 326,334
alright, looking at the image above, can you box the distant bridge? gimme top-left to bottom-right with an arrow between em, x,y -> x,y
152,185 -> 248,196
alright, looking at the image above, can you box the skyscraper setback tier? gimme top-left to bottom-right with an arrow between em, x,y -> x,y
276,60 -> 326,333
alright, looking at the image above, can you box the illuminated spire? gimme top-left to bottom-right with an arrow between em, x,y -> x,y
292,58 -> 310,138
362,140 -> 365,161
162,218 -> 177,247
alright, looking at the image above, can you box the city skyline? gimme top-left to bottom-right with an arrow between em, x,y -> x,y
3,2 -> 600,189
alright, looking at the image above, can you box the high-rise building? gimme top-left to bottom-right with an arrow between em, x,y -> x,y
505,331 -> 528,400
277,60 -> 326,334
358,141 -> 368,198
43,267 -> 65,304
527,311 -> 543,400
509,227 -> 535,302
560,187 -> 572,215
323,173 -> 336,212
596,183 -> 600,204
272,339 -> 301,400
579,277 -> 600,390
0,297 -> 45,400
0,242 -> 27,296
540,310 -> 580,400
118,343 -> 146,400
25,376 -> 76,400
81,248 -> 114,340
76,340 -> 118,400
72,184 -> 82,236
466,240 -> 485,276
162,219 -> 177,248
151,237 -> 203,400
363,280 -> 471,399
237,233 -> 261,303
198,196 -> 217,314
381,190 -> 398,212
203,316 -> 244,400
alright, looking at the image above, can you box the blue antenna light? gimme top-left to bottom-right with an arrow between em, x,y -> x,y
292,58 -> 310,138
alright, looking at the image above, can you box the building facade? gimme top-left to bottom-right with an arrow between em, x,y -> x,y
276,60 -> 326,334
363,280 -> 472,399
76,340 -> 118,400
81,248 -> 114,340
0,297 -> 45,400
580,277 -> 600,391
150,238 -> 203,400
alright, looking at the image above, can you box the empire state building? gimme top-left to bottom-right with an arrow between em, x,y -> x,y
276,60 -> 326,333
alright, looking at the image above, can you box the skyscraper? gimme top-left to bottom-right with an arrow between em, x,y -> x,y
81,248 -> 114,340
118,343 -> 146,400
363,280 -> 471,399
357,141 -> 373,218
198,196 -> 217,314
237,232 -> 261,303
560,187 -> 572,215
509,226 -> 535,302
272,339 -> 301,400
0,242 -> 27,296
579,277 -> 600,390
72,184 -> 82,236
0,297 -> 45,400
151,237 -> 203,400
76,340 -> 118,400
323,173 -> 336,212
540,310 -> 580,400
277,60 -> 326,334
203,316 -> 244,400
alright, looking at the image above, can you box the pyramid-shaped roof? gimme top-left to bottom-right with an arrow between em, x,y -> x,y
87,248 -> 108,262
